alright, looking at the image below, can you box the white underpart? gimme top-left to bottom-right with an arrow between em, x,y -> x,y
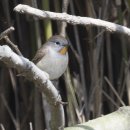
36,47 -> 68,80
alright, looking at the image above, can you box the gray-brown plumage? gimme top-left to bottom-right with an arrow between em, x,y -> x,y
32,35 -> 69,80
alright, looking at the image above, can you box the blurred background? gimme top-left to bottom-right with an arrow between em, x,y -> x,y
0,0 -> 130,130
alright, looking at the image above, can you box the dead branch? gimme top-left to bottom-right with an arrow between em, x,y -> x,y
0,45 -> 64,130
14,4 -> 130,36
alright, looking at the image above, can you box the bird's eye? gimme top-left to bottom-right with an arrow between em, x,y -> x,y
55,41 -> 60,45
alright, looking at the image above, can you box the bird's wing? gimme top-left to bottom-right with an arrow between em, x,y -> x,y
32,46 -> 48,64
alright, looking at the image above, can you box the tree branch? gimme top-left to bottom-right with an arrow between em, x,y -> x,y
0,27 -> 14,40
0,26 -> 22,56
0,45 -> 64,130
4,36 -> 23,56
65,106 -> 130,130
14,4 -> 130,36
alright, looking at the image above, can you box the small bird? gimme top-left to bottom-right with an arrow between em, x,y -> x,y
32,35 -> 69,80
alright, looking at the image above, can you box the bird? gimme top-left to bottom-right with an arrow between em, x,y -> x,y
32,35 -> 69,80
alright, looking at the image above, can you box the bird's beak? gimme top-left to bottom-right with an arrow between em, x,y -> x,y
59,45 -> 69,55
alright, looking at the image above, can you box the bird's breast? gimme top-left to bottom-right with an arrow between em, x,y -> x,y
36,49 -> 68,80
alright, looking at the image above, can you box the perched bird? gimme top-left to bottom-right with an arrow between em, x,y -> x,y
32,35 -> 69,80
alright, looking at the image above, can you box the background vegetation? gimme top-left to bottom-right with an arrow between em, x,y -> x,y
0,0 -> 130,130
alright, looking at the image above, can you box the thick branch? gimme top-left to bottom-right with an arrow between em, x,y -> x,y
65,106 -> 130,130
14,4 -> 130,36
0,45 -> 64,130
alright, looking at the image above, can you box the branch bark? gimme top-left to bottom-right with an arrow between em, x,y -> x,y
65,106 -> 130,130
0,45 -> 64,130
14,4 -> 130,36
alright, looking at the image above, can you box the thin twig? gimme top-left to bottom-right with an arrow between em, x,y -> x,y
104,76 -> 126,106
102,91 -> 119,108
4,36 -> 22,56
14,4 -> 130,37
0,27 -> 15,40
0,26 -> 22,56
